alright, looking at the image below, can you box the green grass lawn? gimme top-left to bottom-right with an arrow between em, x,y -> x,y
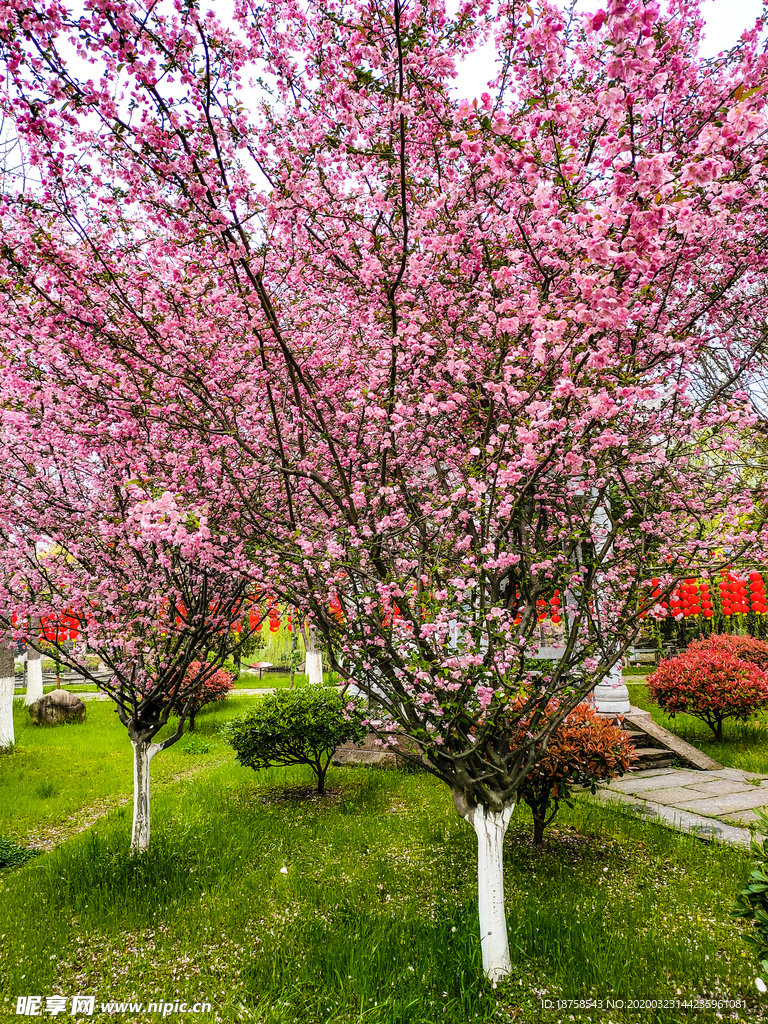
623,665 -> 655,677
1,704 -> 766,1024
1,695 -> 259,844
626,681 -> 768,774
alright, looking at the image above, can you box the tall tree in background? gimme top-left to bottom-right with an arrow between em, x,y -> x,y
2,0 -> 768,976
0,419 -> 264,851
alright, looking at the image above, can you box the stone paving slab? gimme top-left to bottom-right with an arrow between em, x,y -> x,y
685,779 -> 760,797
710,767 -> 768,781
720,809 -> 764,826
635,785 -> 718,806
611,771 -> 706,794
666,788 -> 768,816
589,787 -> 757,848
597,765 -> 768,846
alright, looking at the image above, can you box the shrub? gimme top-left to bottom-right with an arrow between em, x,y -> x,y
732,807 -> 768,980
686,633 -> 768,672
0,835 -> 39,870
647,648 -> 768,740
224,688 -> 367,794
172,661 -> 234,731
516,702 -> 633,844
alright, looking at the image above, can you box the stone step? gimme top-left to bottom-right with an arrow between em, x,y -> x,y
623,708 -> 721,771
624,728 -> 668,751
630,746 -> 675,770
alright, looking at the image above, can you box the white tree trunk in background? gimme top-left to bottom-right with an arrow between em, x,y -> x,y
305,626 -> 323,686
591,499 -> 630,714
456,797 -> 514,982
25,641 -> 43,706
0,641 -> 15,750
131,738 -> 159,854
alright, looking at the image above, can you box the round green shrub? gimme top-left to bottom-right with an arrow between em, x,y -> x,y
224,687 -> 367,794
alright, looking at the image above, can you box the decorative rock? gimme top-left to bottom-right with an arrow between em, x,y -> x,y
332,729 -> 426,769
28,690 -> 86,726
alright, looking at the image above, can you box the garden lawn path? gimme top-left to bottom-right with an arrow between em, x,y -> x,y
591,767 -> 768,847
21,748 -> 236,851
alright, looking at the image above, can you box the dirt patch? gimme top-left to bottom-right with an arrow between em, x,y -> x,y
251,784 -> 346,805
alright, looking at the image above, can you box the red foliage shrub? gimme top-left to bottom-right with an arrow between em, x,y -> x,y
647,648 -> 768,740
517,702 -> 633,844
686,633 -> 768,672
172,661 -> 234,730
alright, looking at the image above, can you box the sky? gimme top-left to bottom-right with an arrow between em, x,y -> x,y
2,0 -> 765,178
453,0 -> 767,98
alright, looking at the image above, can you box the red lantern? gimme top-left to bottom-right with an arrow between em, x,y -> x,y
750,572 -> 766,614
329,596 -> 345,623
719,576 -> 734,616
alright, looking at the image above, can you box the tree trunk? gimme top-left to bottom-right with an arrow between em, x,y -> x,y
130,737 -> 160,853
455,794 -> 514,982
25,635 -> 43,706
316,762 -> 327,795
289,626 -> 296,689
532,813 -> 545,846
305,626 -> 323,686
0,641 -> 14,751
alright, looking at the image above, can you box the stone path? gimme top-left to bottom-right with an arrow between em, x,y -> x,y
13,687 -> 275,701
591,767 -> 768,848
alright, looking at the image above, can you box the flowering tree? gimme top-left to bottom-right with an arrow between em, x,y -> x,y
2,0 -> 768,978
0,418 -> 262,851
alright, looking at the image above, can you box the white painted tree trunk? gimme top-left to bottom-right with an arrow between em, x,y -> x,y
458,799 -> 514,982
25,646 -> 43,706
0,676 -> 14,750
131,738 -> 160,854
305,627 -> 323,686
0,641 -> 15,750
